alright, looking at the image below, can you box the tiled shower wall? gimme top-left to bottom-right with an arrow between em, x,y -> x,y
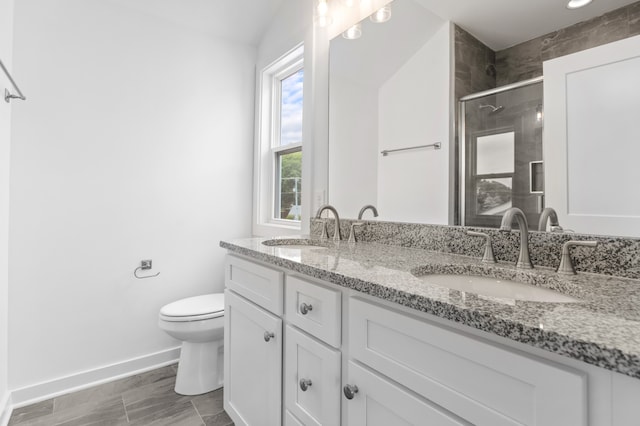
455,1 -> 640,92
496,1 -> 640,85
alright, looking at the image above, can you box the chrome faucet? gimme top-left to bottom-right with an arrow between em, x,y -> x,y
557,240 -> 598,275
500,207 -> 533,269
315,204 -> 341,242
538,207 -> 564,232
358,204 -> 379,220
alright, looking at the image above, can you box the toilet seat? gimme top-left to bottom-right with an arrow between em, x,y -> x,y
159,294 -> 224,322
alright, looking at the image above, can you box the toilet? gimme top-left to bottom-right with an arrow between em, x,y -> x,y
158,293 -> 225,395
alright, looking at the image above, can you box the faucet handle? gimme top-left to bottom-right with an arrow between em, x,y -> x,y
466,230 -> 496,264
348,222 -> 365,243
320,220 -> 330,241
557,240 -> 598,275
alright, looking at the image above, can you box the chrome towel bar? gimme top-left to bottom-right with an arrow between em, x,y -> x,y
381,142 -> 441,156
1,58 -> 26,103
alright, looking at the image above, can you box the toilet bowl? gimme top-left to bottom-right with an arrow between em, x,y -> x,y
158,293 -> 224,395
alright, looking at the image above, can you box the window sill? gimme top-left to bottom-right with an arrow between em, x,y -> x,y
252,221 -> 303,238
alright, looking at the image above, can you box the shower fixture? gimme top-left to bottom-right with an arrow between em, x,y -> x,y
479,104 -> 504,113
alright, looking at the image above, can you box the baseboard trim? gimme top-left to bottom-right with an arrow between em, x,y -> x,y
10,346 -> 181,409
0,393 -> 13,426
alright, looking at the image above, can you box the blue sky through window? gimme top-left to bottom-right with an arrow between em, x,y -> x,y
280,69 -> 303,146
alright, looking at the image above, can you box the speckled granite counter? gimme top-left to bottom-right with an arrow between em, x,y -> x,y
220,236 -> 640,380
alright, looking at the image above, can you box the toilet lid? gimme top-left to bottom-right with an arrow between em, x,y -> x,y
160,294 -> 224,319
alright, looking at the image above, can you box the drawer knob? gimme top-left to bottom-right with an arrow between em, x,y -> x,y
343,384 -> 359,400
299,378 -> 313,391
263,331 -> 275,342
300,302 -> 313,315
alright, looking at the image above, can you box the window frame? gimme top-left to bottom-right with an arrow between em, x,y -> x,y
254,44 -> 304,235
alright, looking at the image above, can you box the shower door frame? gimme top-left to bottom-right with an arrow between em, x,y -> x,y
458,76 -> 543,227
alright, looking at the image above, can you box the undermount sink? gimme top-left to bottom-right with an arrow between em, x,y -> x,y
261,239 -> 329,250
414,272 -> 580,303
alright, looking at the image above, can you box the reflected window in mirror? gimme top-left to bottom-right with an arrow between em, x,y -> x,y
473,132 -> 514,217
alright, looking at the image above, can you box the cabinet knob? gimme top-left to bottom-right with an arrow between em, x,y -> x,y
343,384 -> 359,400
300,302 -> 313,315
299,378 -> 313,391
263,331 -> 275,342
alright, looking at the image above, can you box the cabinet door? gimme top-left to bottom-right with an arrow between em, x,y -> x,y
285,325 -> 341,426
349,297 -> 586,426
344,361 -> 470,426
224,289 -> 282,426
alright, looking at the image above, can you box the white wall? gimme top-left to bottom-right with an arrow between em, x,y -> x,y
0,0 -> 14,416
9,0 -> 255,393
328,76 -> 378,216
377,22 -> 451,223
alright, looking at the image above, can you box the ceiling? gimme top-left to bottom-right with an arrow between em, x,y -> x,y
331,0 -> 444,87
103,0 -> 637,50
106,0 -> 285,46
414,0 -> 639,50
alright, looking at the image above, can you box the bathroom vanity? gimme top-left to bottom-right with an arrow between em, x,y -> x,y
221,223 -> 640,426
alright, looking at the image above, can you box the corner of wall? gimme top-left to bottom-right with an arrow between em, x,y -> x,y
0,393 -> 13,426
0,0 -> 15,417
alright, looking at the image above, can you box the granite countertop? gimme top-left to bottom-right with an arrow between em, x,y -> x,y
220,236 -> 640,379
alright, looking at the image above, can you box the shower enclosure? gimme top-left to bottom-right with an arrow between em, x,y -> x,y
460,78 -> 544,230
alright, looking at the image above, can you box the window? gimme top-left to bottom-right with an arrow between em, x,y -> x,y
274,68 -> 303,221
255,45 -> 304,232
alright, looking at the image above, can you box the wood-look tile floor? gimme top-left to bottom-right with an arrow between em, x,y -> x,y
8,364 -> 234,426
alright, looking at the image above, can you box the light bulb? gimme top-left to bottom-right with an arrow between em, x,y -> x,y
566,0 -> 593,9
370,5 -> 391,23
342,23 -> 362,40
317,0 -> 328,15
315,0 -> 333,27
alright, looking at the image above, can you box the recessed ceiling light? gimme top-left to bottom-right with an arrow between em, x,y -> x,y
567,0 -> 593,9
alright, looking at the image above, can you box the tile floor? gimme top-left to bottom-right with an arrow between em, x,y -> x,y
8,364 -> 234,426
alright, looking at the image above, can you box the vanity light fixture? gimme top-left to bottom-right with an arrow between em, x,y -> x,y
566,0 -> 593,9
370,5 -> 391,23
315,0 -> 333,27
343,23 -> 362,39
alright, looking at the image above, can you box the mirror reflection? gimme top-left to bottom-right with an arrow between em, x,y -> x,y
329,0 -> 450,225
328,0 -> 640,237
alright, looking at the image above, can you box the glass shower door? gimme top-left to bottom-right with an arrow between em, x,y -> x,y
461,80 -> 544,229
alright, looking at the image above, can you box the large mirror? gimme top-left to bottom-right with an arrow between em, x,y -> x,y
328,0 -> 640,237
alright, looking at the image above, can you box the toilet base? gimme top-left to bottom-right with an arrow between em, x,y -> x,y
174,339 -> 223,395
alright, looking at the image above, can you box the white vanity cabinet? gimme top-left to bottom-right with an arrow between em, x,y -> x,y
223,253 -> 640,426
224,255 -> 343,426
283,275 -> 343,425
345,297 -> 587,426
224,255 -> 284,426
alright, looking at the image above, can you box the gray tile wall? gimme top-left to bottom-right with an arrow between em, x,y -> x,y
454,25 -> 495,100
496,1 -> 640,85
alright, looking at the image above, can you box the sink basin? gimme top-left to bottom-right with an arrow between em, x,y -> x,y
261,239 -> 329,250
416,273 -> 580,303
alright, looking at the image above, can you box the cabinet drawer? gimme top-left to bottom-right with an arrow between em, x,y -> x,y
345,361 -> 470,426
225,254 -> 283,315
285,325 -> 341,426
285,276 -> 341,347
349,297 -> 587,426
